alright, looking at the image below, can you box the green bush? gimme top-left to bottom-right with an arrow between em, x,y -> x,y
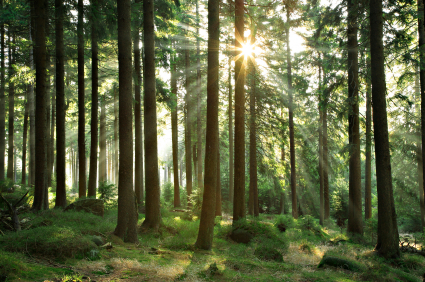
98,181 -> 117,209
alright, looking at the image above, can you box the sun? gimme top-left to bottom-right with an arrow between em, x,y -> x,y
241,42 -> 254,58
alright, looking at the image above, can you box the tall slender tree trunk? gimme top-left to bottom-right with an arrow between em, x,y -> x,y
216,148 -> 222,216
370,0 -> 400,258
319,60 -> 324,226
114,0 -> 138,242
134,0 -> 143,209
88,0 -> 99,197
7,33 -> 14,181
233,0 -> 246,222
171,42 -> 180,208
22,98 -> 28,184
114,86 -> 118,185
0,0 -> 4,181
185,28 -> 193,206
99,95 -> 106,183
141,0 -> 161,230
248,30 -> 258,217
78,0 -> 86,197
286,9 -> 297,219
347,0 -> 363,234
195,0 -> 219,248
50,87 -> 55,185
28,15 -> 35,186
55,0 -> 66,208
419,0 -> 425,229
323,93 -> 329,219
32,0 -> 48,211
45,18 -> 52,195
228,50 -> 233,203
196,0 -> 203,191
365,55 -> 372,220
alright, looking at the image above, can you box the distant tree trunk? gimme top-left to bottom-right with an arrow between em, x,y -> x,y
248,31 -> 258,217
233,0 -> 246,222
196,0 -> 203,191
171,42 -> 180,208
22,98 -> 28,185
193,145 -> 197,185
114,86 -> 118,185
419,0 -> 425,229
319,61 -> 324,226
228,53 -> 234,203
50,87 -> 55,186
185,28 -> 193,207
78,0 -> 86,198
141,0 -> 161,230
99,95 -> 106,183
286,8 -> 297,219
32,0 -> 48,211
134,0 -> 143,209
88,0 -> 98,198
347,0 -> 363,235
55,0 -> 66,208
0,1 -> 4,181
323,93 -> 329,219
216,148 -> 222,216
370,0 -> 400,258
365,55 -> 372,220
7,32 -> 14,181
279,144 -> 285,215
195,0 -> 219,248
45,18 -> 52,194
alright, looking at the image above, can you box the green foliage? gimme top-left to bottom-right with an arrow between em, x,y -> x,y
161,181 -> 174,206
161,217 -> 199,250
274,214 -> 296,230
98,181 -> 117,210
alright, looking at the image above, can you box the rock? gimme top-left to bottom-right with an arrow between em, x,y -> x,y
64,198 -> 104,217
230,228 -> 253,244
91,235 -> 104,246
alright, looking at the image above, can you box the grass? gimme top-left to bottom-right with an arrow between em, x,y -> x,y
1,209 -> 425,281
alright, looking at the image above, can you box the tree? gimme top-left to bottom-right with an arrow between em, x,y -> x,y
0,0 -> 4,181
7,32 -> 14,181
134,0 -> 143,209
55,0 -> 66,208
347,0 -> 362,234
370,0 -> 400,258
195,0 -> 219,249
114,0 -> 138,243
365,55 -> 372,220
141,0 -> 161,230
233,0 -> 245,222
228,50 -> 234,204
78,0 -> 86,198
32,0 -> 48,211
171,40 -> 180,208
87,0 -> 99,198
185,26 -> 192,207
196,0 -> 203,191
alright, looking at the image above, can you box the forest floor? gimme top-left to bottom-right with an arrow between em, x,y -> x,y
1,206 -> 425,282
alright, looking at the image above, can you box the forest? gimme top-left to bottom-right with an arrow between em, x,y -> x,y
1,0 -> 425,281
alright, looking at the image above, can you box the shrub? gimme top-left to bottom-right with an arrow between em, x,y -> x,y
98,181 -> 117,210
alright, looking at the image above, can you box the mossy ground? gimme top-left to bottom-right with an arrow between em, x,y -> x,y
0,210 -> 424,281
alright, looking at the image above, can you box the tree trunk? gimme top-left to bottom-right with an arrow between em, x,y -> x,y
216,148 -> 222,216
32,0 -> 47,211
171,41 -> 180,208
114,86 -> 118,185
370,0 -> 400,258
347,0 -> 363,235
286,9 -> 297,219
0,1 -> 5,181
7,32 -> 14,181
365,55 -> 372,220
99,95 -> 106,183
185,28 -> 192,207
134,0 -> 143,209
22,98 -> 28,185
88,0 -> 99,198
233,0 -> 246,222
323,94 -> 329,219
141,0 -> 161,230
228,52 -> 234,203
113,0 -> 138,243
45,18 -> 52,193
195,0 -> 219,248
55,0 -> 66,208
196,0 -> 203,191
319,61 -> 324,226
78,0 -> 86,198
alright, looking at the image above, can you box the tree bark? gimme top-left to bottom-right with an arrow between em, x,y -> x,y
196,0 -> 203,191
195,0 -> 219,248
114,85 -> 118,185
286,8 -> 297,219
370,0 -> 400,258
171,41 -> 180,208
347,0 -> 363,234
134,0 -> 143,209
88,0 -> 99,198
0,0 -> 4,181
228,52 -> 234,203
141,0 -> 161,230
55,0 -> 66,208
22,97 -> 28,185
365,55 -> 372,220
185,27 -> 192,207
233,0 -> 246,222
78,0 -> 86,197
32,0 -> 48,211
216,148 -> 222,216
99,95 -> 106,183
114,0 -> 138,243
7,32 -> 14,181
319,60 -> 324,226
